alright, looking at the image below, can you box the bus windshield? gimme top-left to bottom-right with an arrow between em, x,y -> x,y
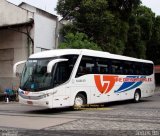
20,59 -> 52,91
20,55 -> 78,92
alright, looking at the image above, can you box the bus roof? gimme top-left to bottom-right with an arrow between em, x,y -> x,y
29,49 -> 81,58
29,49 -> 153,64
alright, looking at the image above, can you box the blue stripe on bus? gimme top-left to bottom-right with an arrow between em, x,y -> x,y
115,76 -> 146,93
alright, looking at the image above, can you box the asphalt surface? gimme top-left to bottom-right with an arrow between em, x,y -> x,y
0,88 -> 160,136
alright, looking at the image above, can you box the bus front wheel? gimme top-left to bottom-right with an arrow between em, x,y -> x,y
134,90 -> 141,102
74,93 -> 86,108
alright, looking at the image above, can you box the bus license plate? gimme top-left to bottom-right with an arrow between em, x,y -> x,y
27,101 -> 33,105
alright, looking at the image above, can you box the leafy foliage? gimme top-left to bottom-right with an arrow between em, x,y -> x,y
146,16 -> 160,64
56,0 -> 160,64
124,6 -> 155,59
59,32 -> 102,50
107,0 -> 141,20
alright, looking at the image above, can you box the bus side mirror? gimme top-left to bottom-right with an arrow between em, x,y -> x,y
47,59 -> 68,73
13,60 -> 26,77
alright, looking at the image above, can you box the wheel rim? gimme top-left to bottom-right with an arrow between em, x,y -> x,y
135,92 -> 140,101
74,97 -> 83,107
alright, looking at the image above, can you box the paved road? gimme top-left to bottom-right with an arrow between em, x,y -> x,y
0,88 -> 160,136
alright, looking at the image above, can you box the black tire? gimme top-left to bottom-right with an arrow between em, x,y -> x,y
134,91 -> 141,103
74,93 -> 86,108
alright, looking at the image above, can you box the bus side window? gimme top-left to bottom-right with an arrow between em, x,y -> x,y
123,61 -> 135,75
100,67 -> 108,74
143,63 -> 153,75
111,66 -> 116,74
76,66 -> 84,77
134,63 -> 143,75
96,57 -> 109,74
76,56 -> 95,77
117,66 -> 123,74
111,60 -> 122,75
53,55 -> 78,86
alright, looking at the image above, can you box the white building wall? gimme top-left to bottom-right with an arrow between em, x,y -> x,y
34,13 -> 57,52
19,3 -> 58,53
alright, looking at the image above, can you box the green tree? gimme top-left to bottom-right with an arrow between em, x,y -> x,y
59,32 -> 102,50
124,5 -> 155,59
56,0 -> 137,54
136,6 -> 155,41
107,0 -> 141,20
151,16 -> 160,42
57,0 -> 160,61
146,16 -> 160,64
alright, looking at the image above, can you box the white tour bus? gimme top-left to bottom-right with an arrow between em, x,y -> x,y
14,49 -> 155,108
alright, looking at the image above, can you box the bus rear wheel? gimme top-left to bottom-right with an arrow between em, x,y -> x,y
74,94 -> 86,108
134,91 -> 141,102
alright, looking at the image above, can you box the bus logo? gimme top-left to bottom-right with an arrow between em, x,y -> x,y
94,75 -> 118,94
94,75 -> 152,94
